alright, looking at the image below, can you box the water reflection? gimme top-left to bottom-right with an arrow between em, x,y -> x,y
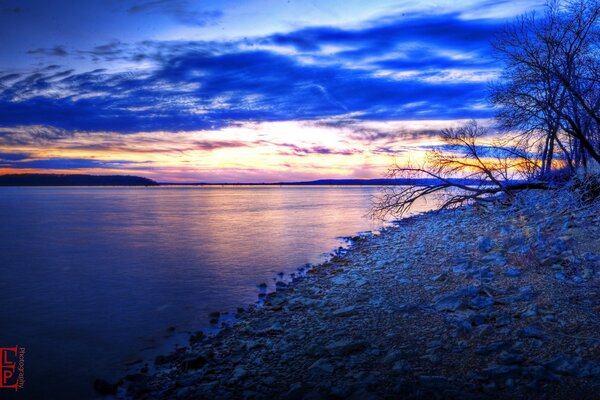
0,186 -> 432,399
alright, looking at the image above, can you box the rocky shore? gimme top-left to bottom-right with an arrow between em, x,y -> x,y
114,189 -> 600,399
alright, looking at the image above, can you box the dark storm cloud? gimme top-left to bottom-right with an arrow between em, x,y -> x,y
0,12 -> 501,136
265,13 -> 500,54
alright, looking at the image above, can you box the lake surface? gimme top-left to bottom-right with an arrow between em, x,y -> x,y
0,186 -> 432,399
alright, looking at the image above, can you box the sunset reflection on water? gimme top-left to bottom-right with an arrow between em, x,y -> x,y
0,185 -> 433,399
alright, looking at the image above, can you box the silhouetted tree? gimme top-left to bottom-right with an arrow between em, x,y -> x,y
375,1 -> 600,218
491,0 -> 600,175
373,122 -> 546,218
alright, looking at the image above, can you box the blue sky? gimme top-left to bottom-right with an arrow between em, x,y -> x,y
0,0 -> 542,182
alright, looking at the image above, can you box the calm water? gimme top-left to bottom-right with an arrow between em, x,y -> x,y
0,186 -> 431,399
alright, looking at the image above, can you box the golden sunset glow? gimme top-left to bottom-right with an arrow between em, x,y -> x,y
0,119 -> 479,182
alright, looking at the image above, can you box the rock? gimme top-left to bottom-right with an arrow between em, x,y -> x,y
256,322 -> 285,335
182,351 -> 211,369
498,351 -> 527,365
333,306 -> 358,317
478,237 -> 494,253
326,339 -> 367,356
481,254 -> 507,266
483,364 -> 521,379
383,350 -> 404,365
332,276 -> 349,285
519,324 -> 545,339
275,281 -> 288,289
435,295 -> 467,312
452,263 -> 470,275
469,295 -> 494,310
435,286 -> 481,312
554,272 -> 568,282
468,313 -> 487,326
521,305 -> 538,318
284,382 -> 310,399
475,341 -> 510,356
418,375 -> 452,390
189,330 -> 205,344
392,360 -> 412,373
522,366 -> 561,382
231,367 -> 247,382
355,278 -> 369,287
504,267 -> 523,277
176,387 -> 195,399
546,354 -> 600,377
515,286 -> 534,301
309,358 -> 335,375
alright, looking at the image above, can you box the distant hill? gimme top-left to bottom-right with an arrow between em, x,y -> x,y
161,178 -> 488,186
276,178 -> 486,186
0,174 -> 159,186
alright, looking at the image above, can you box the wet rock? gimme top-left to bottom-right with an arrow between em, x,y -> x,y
181,352 -> 210,370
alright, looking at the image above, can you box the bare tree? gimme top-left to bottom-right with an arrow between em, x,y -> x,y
372,122 -> 546,218
491,0 -> 600,174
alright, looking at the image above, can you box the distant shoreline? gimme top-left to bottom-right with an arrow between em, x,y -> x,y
159,178 -> 490,186
0,173 -> 159,186
0,174 -> 496,187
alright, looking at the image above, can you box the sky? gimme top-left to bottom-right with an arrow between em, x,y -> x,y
0,0 -> 542,182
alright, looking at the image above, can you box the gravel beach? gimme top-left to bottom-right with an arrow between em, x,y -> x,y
114,190 -> 600,399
